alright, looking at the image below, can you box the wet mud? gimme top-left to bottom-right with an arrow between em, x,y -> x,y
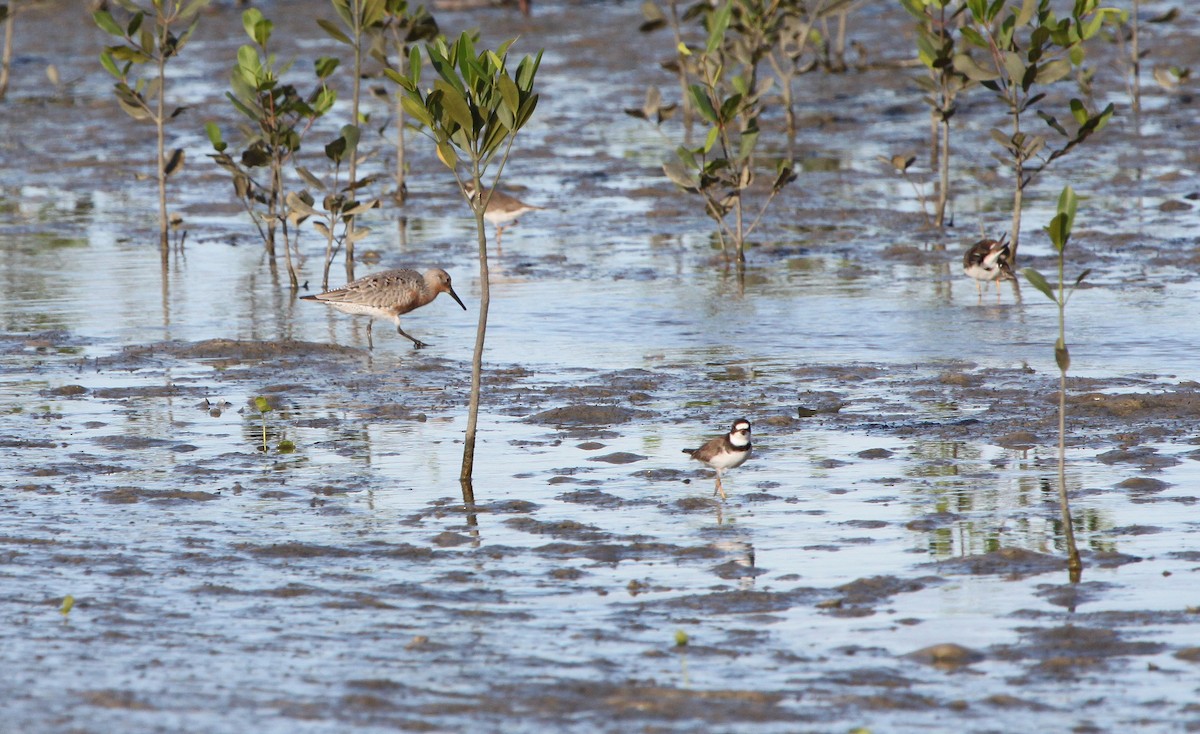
3,1 -> 1200,732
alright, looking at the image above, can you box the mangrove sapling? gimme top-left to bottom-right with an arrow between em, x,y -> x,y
638,0 -> 698,143
661,0 -> 796,264
370,0 -> 439,203
1021,185 -> 1086,582
764,0 -> 829,154
390,32 -> 540,495
287,124 -> 381,291
317,0 -> 386,281
206,8 -> 337,287
93,0 -> 210,259
901,0 -> 976,229
956,0 -> 1116,266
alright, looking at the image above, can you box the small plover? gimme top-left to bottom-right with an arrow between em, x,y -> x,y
962,236 -> 1015,298
682,418 -> 752,500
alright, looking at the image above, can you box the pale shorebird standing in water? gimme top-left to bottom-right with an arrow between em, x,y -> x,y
301,268 -> 466,349
962,235 -> 1015,300
463,181 -> 544,251
682,418 -> 752,500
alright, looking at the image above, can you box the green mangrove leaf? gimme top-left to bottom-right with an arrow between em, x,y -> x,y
317,17 -> 352,45
93,10 -> 125,37
1022,267 -> 1057,302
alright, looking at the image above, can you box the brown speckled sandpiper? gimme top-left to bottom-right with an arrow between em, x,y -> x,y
463,181 -> 544,249
682,418 -> 752,500
301,268 -> 466,349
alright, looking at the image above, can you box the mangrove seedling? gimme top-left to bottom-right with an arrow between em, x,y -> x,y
287,124 -> 380,291
207,8 -> 337,285
253,395 -> 273,452
316,0 -> 388,281
59,594 -> 75,618
956,0 -> 1116,265
368,0 -> 440,203
661,0 -> 796,264
93,0 -> 210,259
389,31 -> 540,495
1021,184 -> 1087,582
764,0 -> 832,153
901,0 -> 976,229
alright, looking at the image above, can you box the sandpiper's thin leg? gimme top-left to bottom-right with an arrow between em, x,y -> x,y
367,320 -> 374,350
396,323 -> 429,349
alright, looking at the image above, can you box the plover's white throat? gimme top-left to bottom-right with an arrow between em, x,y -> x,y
301,268 -> 466,349
963,236 -> 1015,299
463,181 -> 544,250
682,418 -> 752,500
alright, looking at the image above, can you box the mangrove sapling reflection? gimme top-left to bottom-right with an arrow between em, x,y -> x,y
956,0 -> 1116,266
1022,185 -> 1087,582
93,0 -> 210,258
206,8 -> 337,287
389,32 -> 541,494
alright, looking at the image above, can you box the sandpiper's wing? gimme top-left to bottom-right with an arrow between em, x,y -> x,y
305,269 -> 424,311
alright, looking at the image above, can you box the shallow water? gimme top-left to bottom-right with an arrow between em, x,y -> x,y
3,1 -> 1200,732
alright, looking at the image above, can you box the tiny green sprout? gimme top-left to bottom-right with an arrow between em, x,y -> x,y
60,594 -> 75,617
674,630 -> 689,647
277,440 -> 296,454
254,396 -> 272,452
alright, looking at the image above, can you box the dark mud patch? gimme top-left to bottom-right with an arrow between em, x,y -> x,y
587,451 -> 647,464
526,404 -> 656,426
116,338 -> 363,368
503,517 -> 616,542
97,487 -> 221,504
994,624 -> 1167,679
927,547 -> 1067,578
534,541 -> 720,564
647,586 -> 826,615
475,680 -> 793,727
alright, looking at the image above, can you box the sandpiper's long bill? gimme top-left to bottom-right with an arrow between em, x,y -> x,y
963,236 -> 1015,298
300,267 -> 466,349
682,418 -> 752,500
